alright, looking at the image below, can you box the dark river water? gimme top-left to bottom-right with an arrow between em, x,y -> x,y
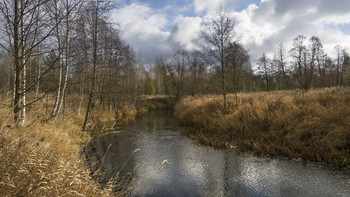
84,110 -> 350,197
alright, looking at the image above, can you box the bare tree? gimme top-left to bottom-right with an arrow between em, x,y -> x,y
290,35 -> 313,90
50,0 -> 81,118
341,49 -> 349,86
82,0 -> 112,132
0,0 -> 67,126
274,43 -> 289,89
202,7 -> 236,110
309,36 -> 324,88
154,56 -> 167,94
228,42 -> 249,106
167,50 -> 188,100
334,45 -> 344,86
188,51 -> 206,96
73,11 -> 90,116
258,53 -> 271,91
82,1 -> 99,132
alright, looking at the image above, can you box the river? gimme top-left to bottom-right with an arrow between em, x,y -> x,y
84,110 -> 350,197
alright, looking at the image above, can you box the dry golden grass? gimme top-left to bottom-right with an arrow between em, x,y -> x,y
89,102 -> 137,135
137,95 -> 175,112
175,87 -> 350,166
140,95 -> 172,100
0,94 -> 135,196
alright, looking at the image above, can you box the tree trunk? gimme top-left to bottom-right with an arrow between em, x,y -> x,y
265,71 -> 269,91
83,3 -> 98,132
233,71 -> 238,107
336,54 -> 340,86
19,0 -> 26,126
223,78 -> 227,111
52,0 -> 63,117
35,45 -> 40,98
78,71 -> 84,116
13,0 -> 21,124
20,56 -> 26,127
55,0 -> 70,119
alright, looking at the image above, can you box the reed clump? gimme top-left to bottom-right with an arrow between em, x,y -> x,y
174,87 -> 350,166
0,96 -> 118,196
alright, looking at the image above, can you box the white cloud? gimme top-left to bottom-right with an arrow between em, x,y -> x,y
233,4 -> 281,47
193,0 -> 226,14
226,0 -> 350,62
111,3 -> 173,65
316,13 -> 350,25
113,3 -> 169,40
170,16 -> 202,51
111,0 -> 350,66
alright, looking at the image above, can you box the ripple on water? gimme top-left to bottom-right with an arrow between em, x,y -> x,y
84,110 -> 350,197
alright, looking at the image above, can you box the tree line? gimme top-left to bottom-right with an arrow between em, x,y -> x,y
144,9 -> 350,109
258,36 -> 350,91
0,0 -> 137,130
0,2 -> 349,127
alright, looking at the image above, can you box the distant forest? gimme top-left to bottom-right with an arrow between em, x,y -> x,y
0,0 -> 349,127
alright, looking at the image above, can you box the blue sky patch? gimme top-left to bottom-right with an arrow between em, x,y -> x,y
338,24 -> 350,35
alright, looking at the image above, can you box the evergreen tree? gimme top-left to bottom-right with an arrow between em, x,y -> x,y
144,75 -> 155,95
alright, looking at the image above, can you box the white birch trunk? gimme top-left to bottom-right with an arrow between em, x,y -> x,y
55,0 -> 70,119
52,0 -> 62,117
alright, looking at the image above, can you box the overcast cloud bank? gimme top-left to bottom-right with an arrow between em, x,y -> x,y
112,0 -> 350,66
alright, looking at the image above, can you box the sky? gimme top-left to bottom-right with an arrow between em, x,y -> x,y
111,0 -> 350,67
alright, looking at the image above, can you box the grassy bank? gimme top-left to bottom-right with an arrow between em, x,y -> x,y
174,87 -> 350,166
91,95 -> 175,133
0,95 -> 138,196
136,95 -> 175,112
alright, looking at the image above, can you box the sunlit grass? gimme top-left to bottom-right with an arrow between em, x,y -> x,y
175,87 -> 350,166
0,94 -> 137,196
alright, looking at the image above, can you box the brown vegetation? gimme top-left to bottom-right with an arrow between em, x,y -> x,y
136,95 -> 175,112
174,87 -> 350,166
0,94 -> 137,196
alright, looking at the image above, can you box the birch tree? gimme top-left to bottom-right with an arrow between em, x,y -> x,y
0,0 -> 64,126
82,0 -> 111,132
334,45 -> 343,86
202,7 -> 236,110
274,43 -> 289,89
51,0 -> 82,118
258,53 -> 271,91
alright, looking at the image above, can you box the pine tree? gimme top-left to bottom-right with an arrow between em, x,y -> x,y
144,76 -> 155,95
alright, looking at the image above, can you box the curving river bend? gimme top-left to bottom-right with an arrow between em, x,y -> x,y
84,110 -> 350,197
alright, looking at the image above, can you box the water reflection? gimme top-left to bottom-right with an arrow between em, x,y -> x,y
84,110 -> 350,196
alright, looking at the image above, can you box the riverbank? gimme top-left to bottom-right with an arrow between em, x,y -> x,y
91,95 -> 175,133
0,94 -> 176,196
174,87 -> 350,167
136,95 -> 176,112
0,96 -> 133,196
